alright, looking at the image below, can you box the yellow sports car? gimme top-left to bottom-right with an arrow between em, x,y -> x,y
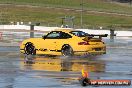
20,28 -> 107,56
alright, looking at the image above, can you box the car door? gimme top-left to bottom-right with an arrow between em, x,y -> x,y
41,31 -> 60,52
54,32 -> 73,51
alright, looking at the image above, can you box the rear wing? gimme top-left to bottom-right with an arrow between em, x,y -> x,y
87,34 -> 108,39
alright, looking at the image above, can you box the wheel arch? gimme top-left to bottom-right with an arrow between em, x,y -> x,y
25,42 -> 33,45
61,44 -> 72,50
25,42 -> 37,49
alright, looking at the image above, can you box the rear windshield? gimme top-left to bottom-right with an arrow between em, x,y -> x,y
70,31 -> 88,37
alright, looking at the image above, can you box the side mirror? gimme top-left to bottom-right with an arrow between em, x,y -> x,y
42,35 -> 46,39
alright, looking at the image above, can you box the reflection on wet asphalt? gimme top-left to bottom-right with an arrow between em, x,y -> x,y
0,37 -> 132,88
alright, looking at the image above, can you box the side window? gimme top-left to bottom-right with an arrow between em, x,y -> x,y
46,32 -> 60,39
60,32 -> 72,39
71,32 -> 79,36
70,31 -> 87,37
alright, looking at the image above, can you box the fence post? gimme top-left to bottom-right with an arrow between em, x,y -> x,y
0,32 -> 2,40
30,25 -> 34,38
110,29 -> 114,42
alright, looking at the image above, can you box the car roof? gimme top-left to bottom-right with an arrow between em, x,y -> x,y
54,28 -> 76,33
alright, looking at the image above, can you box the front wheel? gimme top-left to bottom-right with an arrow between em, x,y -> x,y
61,45 -> 74,56
24,42 -> 36,55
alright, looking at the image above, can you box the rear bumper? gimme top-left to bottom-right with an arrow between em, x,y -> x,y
73,44 -> 106,55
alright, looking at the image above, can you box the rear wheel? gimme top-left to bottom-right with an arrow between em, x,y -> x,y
24,42 -> 36,55
61,45 -> 74,56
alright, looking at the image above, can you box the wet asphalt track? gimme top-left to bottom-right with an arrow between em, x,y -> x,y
0,37 -> 132,88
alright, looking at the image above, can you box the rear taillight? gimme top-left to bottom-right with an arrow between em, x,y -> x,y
78,42 -> 89,45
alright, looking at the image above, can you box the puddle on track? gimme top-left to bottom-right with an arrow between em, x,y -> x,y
0,37 -> 132,88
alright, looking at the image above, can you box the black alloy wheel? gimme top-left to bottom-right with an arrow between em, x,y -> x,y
24,42 -> 36,55
61,45 -> 74,56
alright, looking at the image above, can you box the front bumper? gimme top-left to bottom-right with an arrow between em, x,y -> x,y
20,49 -> 25,54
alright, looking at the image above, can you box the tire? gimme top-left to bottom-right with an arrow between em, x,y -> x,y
24,42 -> 36,55
61,45 -> 74,56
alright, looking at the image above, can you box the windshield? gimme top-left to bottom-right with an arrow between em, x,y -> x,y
70,31 -> 88,37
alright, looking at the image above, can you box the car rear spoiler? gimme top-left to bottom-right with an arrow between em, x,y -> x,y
87,34 -> 108,39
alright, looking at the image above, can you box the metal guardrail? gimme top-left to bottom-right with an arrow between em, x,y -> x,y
0,29 -> 49,33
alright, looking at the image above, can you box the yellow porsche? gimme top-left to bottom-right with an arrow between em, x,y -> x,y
20,28 -> 107,56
